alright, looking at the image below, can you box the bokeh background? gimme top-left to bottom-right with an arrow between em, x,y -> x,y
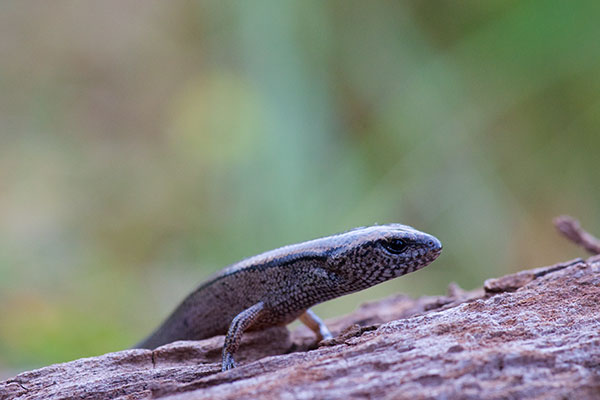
1,0 -> 599,377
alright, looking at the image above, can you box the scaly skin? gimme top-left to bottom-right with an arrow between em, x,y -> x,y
135,224 -> 442,370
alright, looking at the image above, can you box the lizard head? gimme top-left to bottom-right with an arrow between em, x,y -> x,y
325,224 -> 442,290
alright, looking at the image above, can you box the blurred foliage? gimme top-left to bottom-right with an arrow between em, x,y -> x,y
1,0 -> 599,374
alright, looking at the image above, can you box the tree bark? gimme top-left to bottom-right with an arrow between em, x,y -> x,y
2,255 -> 599,400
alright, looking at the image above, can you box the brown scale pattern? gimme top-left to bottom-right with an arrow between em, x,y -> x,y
135,224 -> 442,369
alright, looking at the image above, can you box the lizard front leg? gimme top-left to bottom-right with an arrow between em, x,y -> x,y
222,302 -> 266,371
299,309 -> 333,342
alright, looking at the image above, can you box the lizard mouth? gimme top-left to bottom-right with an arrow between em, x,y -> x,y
427,247 -> 442,260
413,245 -> 442,269
429,250 -> 442,263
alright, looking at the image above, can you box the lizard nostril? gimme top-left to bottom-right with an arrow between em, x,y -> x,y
427,238 -> 442,251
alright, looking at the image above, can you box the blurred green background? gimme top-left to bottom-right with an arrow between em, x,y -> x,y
1,0 -> 599,377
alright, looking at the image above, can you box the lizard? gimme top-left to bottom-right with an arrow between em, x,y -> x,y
135,224 -> 442,371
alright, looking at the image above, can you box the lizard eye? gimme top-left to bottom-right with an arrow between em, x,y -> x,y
382,238 -> 408,254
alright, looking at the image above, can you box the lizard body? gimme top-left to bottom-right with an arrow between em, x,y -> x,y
135,224 -> 442,370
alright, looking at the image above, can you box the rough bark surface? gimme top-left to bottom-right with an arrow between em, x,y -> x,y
2,256 -> 600,400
